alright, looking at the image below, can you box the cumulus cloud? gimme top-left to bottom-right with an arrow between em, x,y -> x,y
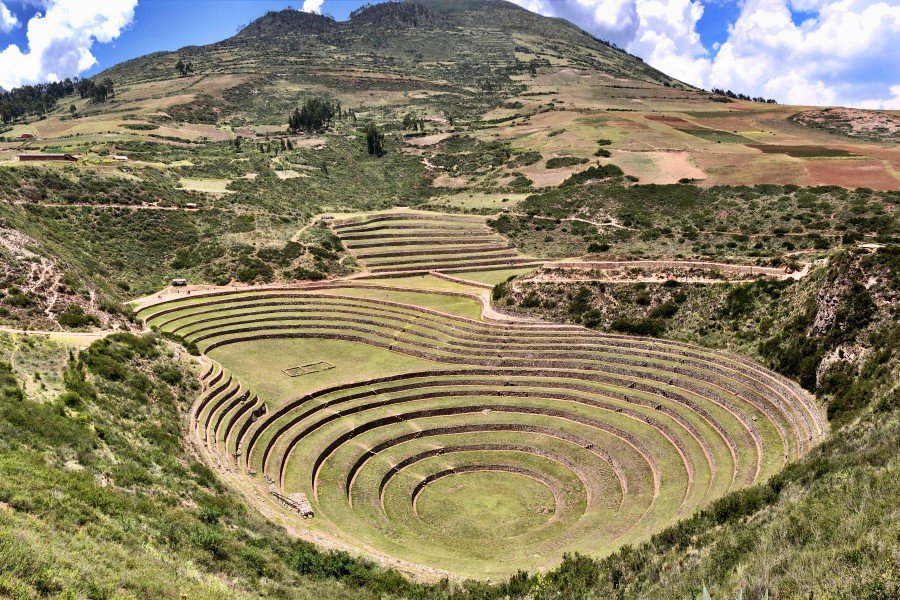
709,0 -> 900,107
511,0 -> 640,47
510,0 -> 900,108
0,2 -> 19,33
301,0 -> 324,14
627,0 -> 709,85
0,0 -> 136,90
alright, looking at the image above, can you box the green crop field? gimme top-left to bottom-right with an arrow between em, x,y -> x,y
136,274 -> 827,578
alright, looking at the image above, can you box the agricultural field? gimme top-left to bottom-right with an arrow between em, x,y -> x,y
136,279 -> 826,578
330,210 -> 541,275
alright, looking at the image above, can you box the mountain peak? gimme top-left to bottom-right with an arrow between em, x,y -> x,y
235,8 -> 336,39
349,1 -> 443,28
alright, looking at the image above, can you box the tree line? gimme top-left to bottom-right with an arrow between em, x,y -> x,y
0,79 -> 75,124
0,76 -> 117,124
710,88 -> 777,104
76,77 -> 116,103
175,58 -> 194,78
284,97 -> 385,156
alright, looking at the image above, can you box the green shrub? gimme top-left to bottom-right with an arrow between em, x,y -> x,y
649,301 -> 679,319
520,293 -> 541,308
159,331 -> 200,356
291,267 -> 325,281
567,287 -> 592,317
57,305 -> 100,329
561,164 -> 624,186
611,317 -> 664,336
546,156 -> 589,169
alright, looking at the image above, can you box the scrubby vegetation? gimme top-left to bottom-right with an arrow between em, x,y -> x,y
491,182 -> 898,259
0,333 -> 359,598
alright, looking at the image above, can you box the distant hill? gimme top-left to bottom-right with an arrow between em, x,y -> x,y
97,0 -> 684,122
106,0 -> 679,84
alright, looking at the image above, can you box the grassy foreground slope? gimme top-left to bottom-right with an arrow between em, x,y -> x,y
0,332 -> 394,599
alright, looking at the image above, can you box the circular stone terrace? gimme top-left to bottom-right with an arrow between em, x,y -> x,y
135,274 -> 826,579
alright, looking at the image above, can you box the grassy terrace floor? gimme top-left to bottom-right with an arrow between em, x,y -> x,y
136,276 -> 827,579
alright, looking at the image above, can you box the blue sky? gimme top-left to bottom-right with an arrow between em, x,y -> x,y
1,0 -> 898,108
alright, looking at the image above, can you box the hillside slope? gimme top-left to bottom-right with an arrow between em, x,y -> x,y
103,0 -> 679,88
95,0 -> 681,128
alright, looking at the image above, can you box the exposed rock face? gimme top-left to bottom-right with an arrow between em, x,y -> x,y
807,247 -> 897,388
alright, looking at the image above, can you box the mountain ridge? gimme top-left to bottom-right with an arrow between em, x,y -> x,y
97,0 -> 684,91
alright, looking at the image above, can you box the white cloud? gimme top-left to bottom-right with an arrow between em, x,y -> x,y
510,0 -> 639,46
301,0 -> 324,14
628,0 -> 710,85
856,85 -> 900,110
709,0 -> 900,106
510,0 -> 900,108
0,2 -> 19,33
0,0 -> 136,90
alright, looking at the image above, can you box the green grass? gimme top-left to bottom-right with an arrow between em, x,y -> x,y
209,338 -> 436,406
317,287 -> 484,319
0,332 -> 402,599
411,469 -> 557,540
366,274 -> 483,293
451,267 -> 537,285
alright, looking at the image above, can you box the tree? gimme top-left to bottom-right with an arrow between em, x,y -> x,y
288,97 -> 338,133
176,58 -> 186,77
88,78 -> 115,103
69,104 -> 77,118
186,62 -> 194,75
364,122 -> 385,156
101,78 -> 115,99
76,78 -> 94,99
233,136 -> 242,152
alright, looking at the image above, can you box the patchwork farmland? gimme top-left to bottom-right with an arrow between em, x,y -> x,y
331,211 -> 542,275
137,279 -> 827,578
